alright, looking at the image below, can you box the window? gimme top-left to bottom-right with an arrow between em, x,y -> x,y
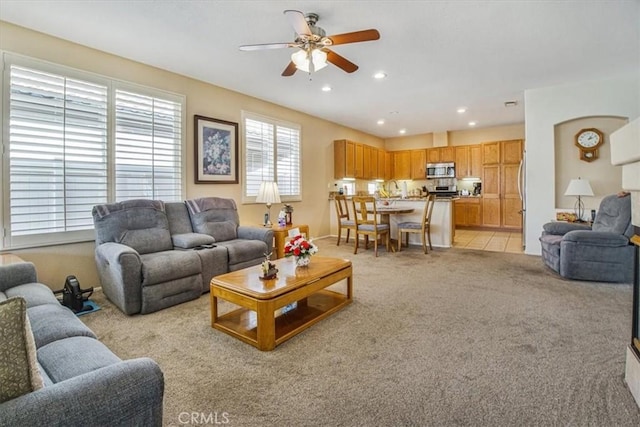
1,54 -> 185,249
242,112 -> 301,201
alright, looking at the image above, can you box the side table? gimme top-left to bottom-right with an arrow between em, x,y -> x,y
271,224 -> 310,259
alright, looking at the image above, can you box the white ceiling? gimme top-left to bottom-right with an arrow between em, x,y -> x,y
1,1 -> 638,138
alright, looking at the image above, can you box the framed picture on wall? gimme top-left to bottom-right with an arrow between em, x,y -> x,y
194,115 -> 239,184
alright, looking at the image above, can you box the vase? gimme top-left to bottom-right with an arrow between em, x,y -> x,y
294,255 -> 310,267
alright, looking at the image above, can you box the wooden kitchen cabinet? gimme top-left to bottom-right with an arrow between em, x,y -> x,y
410,149 -> 427,179
482,142 -> 501,164
469,145 -> 482,177
455,144 -> 483,178
480,139 -> 523,229
502,139 -> 523,164
362,144 -> 371,179
377,149 -> 385,180
501,163 -> 522,228
392,150 -> 411,180
334,139 -> 356,179
384,151 -> 393,181
454,146 -> 469,178
482,164 -> 501,227
369,147 -> 379,179
439,146 -> 455,162
427,148 -> 440,163
427,147 -> 455,163
354,143 -> 364,178
455,197 -> 482,227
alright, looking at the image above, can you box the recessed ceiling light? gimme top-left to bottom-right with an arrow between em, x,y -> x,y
373,72 -> 387,79
457,107 -> 467,113
468,121 -> 477,126
321,85 -> 332,92
399,129 -> 407,134
504,100 -> 518,107
377,119 -> 385,125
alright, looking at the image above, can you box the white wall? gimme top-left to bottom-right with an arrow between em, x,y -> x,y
524,73 -> 640,255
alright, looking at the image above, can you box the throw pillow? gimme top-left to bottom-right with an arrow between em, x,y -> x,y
0,297 -> 44,403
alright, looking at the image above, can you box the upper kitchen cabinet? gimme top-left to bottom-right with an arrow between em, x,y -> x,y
393,150 -> 411,180
455,145 -> 483,178
410,149 -> 427,179
454,146 -> 469,178
384,151 -> 393,181
427,147 -> 455,163
501,139 -> 523,164
334,139 -> 356,179
439,147 -> 455,162
362,144 -> 372,179
369,146 -> 379,180
335,139 -> 391,180
482,142 -> 501,164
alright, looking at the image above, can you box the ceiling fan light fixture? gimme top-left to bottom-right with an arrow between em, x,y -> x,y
291,48 -> 327,72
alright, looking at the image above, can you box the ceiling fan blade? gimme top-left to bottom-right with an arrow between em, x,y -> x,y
284,10 -> 312,36
239,42 -> 296,51
282,61 -> 298,77
324,49 -> 359,73
325,29 -> 380,46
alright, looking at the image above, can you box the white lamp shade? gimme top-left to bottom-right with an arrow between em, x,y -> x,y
291,48 -> 327,73
564,178 -> 594,197
256,181 -> 281,204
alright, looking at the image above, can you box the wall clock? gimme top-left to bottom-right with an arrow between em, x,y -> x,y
574,128 -> 604,162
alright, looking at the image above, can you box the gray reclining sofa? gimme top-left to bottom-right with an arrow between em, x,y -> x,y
93,197 -> 273,315
0,261 -> 164,426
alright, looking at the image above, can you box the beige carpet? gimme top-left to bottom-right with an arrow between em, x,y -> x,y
81,238 -> 640,426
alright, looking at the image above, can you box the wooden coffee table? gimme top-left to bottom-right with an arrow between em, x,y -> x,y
210,256 -> 353,351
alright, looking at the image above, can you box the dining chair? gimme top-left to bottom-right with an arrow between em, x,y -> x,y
351,196 -> 390,257
397,194 -> 436,254
334,194 -> 356,246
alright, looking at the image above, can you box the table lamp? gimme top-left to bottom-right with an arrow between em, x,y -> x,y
564,177 -> 593,222
256,181 -> 281,227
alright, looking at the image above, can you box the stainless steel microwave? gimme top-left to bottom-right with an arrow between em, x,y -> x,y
426,162 -> 455,179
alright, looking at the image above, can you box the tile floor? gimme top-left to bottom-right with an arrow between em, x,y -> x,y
453,229 -> 524,254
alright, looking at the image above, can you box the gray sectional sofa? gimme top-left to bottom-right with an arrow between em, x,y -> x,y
92,197 -> 273,315
0,261 -> 163,427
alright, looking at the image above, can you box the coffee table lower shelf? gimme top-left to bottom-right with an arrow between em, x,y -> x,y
213,289 -> 349,349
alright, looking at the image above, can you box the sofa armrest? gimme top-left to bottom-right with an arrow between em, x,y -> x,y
542,221 -> 591,236
563,230 -> 631,247
0,357 -> 164,427
237,225 -> 274,250
94,243 -> 143,315
0,262 -> 38,292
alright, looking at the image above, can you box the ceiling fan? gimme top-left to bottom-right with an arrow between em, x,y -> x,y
239,10 -> 380,76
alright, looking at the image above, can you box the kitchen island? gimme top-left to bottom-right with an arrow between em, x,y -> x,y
329,197 -> 456,249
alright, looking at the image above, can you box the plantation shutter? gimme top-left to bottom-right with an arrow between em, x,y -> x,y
7,64 -> 108,238
243,113 -> 301,200
114,89 -> 183,201
244,118 -> 275,197
276,124 -> 301,196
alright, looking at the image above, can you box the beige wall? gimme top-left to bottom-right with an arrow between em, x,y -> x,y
383,123 -> 524,151
0,22 -> 382,288
554,116 -> 628,213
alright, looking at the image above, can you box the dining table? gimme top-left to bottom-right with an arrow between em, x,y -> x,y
360,205 -> 415,252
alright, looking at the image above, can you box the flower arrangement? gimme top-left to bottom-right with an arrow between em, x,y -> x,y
284,234 -> 318,266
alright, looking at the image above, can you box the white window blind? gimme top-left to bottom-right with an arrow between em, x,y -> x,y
243,113 -> 301,200
7,65 -> 108,238
2,55 -> 185,249
115,90 -> 182,201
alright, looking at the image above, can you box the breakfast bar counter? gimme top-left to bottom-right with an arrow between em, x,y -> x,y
330,197 -> 456,248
